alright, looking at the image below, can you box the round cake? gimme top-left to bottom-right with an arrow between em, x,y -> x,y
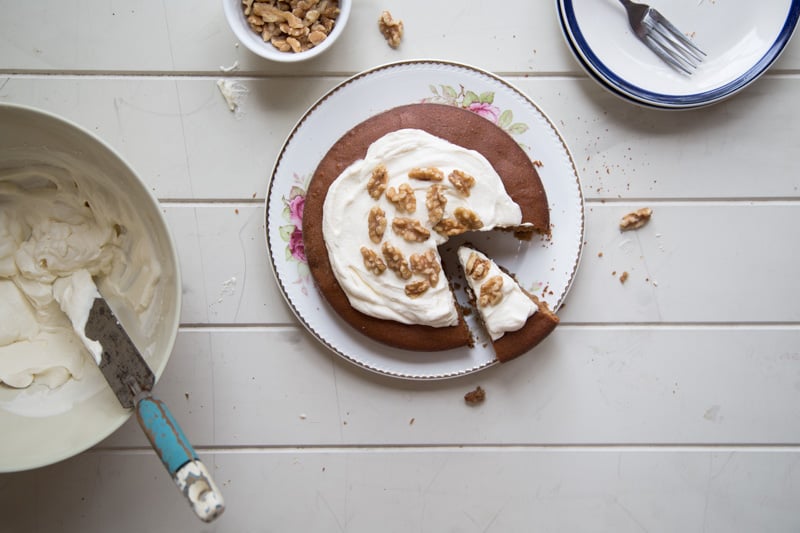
303,103 -> 551,352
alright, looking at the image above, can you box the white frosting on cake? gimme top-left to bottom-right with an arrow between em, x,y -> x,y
322,129 -> 523,327
457,246 -> 537,341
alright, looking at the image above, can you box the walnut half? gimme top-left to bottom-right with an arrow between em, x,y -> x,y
409,167 -> 444,181
454,207 -> 483,230
448,169 -> 476,196
367,164 -> 388,199
360,246 -> 386,276
385,183 -> 416,213
381,241 -> 412,280
409,248 -> 441,286
368,206 -> 387,244
378,10 -> 403,49
465,252 -> 490,281
433,208 -> 483,237
392,217 -> 430,242
425,184 -> 447,224
479,275 -> 504,307
404,279 -> 430,298
619,207 -> 652,231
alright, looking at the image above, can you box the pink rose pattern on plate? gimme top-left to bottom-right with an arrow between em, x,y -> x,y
421,84 -> 530,142
279,174 -> 311,293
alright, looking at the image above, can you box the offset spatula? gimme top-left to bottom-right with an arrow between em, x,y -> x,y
56,272 -> 224,522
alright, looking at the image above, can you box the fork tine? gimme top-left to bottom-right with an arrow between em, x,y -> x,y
650,10 -> 706,59
644,34 -> 693,75
650,24 -> 700,68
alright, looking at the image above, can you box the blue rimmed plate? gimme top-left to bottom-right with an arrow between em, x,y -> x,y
559,0 -> 800,108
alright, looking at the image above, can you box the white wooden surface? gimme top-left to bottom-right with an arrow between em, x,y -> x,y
2,1 -> 800,531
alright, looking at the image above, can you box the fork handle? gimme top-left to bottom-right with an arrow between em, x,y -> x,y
617,0 -> 649,32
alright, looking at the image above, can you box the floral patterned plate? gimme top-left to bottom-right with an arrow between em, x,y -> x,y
266,60 -> 584,380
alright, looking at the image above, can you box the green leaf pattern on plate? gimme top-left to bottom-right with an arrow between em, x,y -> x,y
422,84 -> 530,143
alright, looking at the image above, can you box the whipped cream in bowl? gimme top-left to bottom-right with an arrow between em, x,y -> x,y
0,104 -> 181,472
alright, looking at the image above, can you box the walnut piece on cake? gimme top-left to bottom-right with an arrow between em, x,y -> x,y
409,248 -> 441,286
381,241 -> 412,280
409,167 -> 444,181
479,276 -> 504,307
392,217 -> 430,242
433,217 -> 465,237
360,246 -> 387,275
368,206 -> 387,243
367,164 -> 388,199
385,183 -> 416,213
454,207 -> 483,230
434,208 -> 484,237
425,184 -> 447,224
465,252 -> 490,281
378,10 -> 403,49
448,169 -> 476,196
404,280 -> 430,298
619,207 -> 652,231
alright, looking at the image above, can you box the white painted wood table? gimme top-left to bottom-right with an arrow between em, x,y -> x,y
2,1 -> 800,531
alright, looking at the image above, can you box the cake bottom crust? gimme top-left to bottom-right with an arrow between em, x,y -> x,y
491,299 -> 559,363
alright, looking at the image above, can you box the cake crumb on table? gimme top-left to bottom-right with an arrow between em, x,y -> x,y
619,271 -> 629,284
464,386 -> 486,405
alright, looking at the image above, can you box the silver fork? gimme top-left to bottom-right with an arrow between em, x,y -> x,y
618,0 -> 706,74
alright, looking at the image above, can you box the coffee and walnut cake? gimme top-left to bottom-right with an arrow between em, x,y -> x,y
302,103 -> 557,359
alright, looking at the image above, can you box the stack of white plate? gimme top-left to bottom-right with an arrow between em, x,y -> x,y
558,0 -> 800,109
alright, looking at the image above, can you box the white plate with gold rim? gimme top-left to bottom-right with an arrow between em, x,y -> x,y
265,60 -> 584,380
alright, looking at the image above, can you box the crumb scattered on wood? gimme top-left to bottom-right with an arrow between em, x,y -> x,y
619,207 -> 652,231
464,386 -> 486,405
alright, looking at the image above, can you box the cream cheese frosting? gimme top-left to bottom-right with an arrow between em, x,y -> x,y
322,128 -> 523,327
0,163 -> 161,389
457,246 -> 537,340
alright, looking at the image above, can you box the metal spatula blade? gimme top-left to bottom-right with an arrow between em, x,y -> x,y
85,298 -> 154,409
54,269 -> 225,523
84,297 -> 225,522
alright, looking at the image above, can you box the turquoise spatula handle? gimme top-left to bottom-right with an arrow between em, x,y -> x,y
136,395 -> 225,522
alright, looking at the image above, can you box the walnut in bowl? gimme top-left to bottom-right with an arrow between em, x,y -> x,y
223,0 -> 350,62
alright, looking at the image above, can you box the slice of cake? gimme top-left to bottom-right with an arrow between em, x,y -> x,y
457,246 -> 559,362
303,103 -> 550,352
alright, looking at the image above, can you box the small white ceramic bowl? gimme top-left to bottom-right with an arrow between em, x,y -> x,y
0,103 -> 182,472
223,0 -> 350,62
